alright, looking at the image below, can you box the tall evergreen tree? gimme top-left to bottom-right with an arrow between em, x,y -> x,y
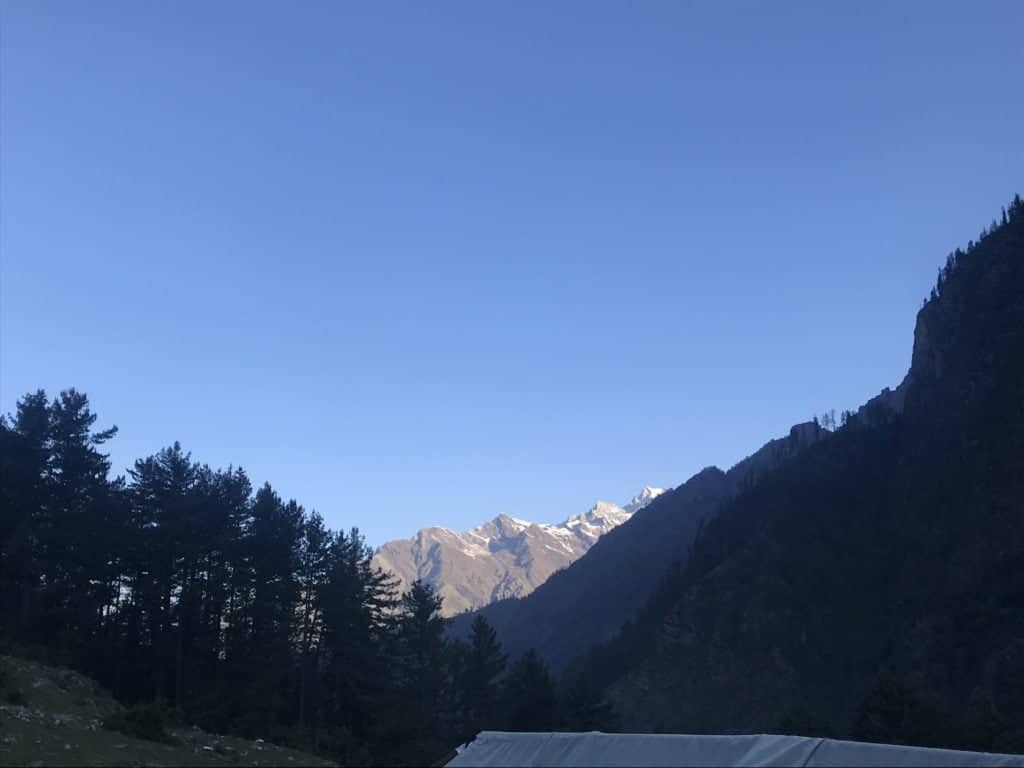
316,527 -> 397,761
502,649 -> 559,731
295,510 -> 332,737
231,484 -> 303,735
387,580 -> 448,763
0,402 -> 47,643
460,616 -> 507,736
127,442 -> 200,703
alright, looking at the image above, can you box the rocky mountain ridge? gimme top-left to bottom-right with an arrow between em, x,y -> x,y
373,487 -> 665,616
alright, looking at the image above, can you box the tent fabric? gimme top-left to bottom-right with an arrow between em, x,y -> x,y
808,738 -> 1024,767
445,731 -> 1024,767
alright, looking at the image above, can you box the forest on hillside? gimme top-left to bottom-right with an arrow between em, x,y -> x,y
573,195 -> 1024,753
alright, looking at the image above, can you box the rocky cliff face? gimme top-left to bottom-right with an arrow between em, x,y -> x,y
373,488 -> 665,616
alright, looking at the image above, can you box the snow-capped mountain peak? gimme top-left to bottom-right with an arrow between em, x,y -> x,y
372,486 -> 667,616
623,486 -> 667,514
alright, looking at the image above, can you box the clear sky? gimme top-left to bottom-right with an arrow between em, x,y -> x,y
2,1 -> 1022,546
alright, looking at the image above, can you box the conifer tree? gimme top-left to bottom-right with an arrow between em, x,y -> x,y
502,649 -> 558,731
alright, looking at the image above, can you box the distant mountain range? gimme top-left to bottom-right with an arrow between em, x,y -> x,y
372,487 -> 665,616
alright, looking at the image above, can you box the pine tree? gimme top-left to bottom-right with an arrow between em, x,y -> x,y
502,649 -> 558,731
317,527 -> 397,760
0,405 -> 46,641
127,443 -> 199,703
38,390 -> 120,671
295,510 -> 331,737
561,674 -> 620,732
378,580 -> 449,762
234,484 -> 303,735
461,615 -> 507,735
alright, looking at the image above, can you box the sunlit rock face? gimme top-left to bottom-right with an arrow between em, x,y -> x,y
373,487 -> 665,616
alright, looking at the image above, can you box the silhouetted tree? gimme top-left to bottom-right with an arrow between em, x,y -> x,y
503,649 -> 558,731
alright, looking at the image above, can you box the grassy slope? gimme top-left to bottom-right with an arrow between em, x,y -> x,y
0,656 -> 335,767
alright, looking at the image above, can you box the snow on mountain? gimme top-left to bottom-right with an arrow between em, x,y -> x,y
372,487 -> 666,617
622,486 -> 667,514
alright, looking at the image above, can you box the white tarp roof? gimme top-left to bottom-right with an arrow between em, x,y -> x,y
445,731 -> 1024,767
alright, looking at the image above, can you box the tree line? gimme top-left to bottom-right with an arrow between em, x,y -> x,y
0,391 -> 611,765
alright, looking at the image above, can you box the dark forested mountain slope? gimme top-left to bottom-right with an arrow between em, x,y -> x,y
449,417 -> 842,670
448,466 -> 730,669
603,197 -> 1024,752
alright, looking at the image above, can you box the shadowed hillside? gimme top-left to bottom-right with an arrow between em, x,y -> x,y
0,655 -> 334,767
449,419 -> 842,670
596,196 -> 1024,752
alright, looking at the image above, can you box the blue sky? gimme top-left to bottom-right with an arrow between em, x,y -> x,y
2,1 -> 1022,545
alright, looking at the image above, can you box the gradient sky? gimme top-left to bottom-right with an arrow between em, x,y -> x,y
2,1 -> 1022,546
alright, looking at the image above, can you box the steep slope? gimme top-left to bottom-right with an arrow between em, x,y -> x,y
449,420 -> 843,670
373,488 -> 664,616
604,197 -> 1024,752
0,655 -> 334,767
